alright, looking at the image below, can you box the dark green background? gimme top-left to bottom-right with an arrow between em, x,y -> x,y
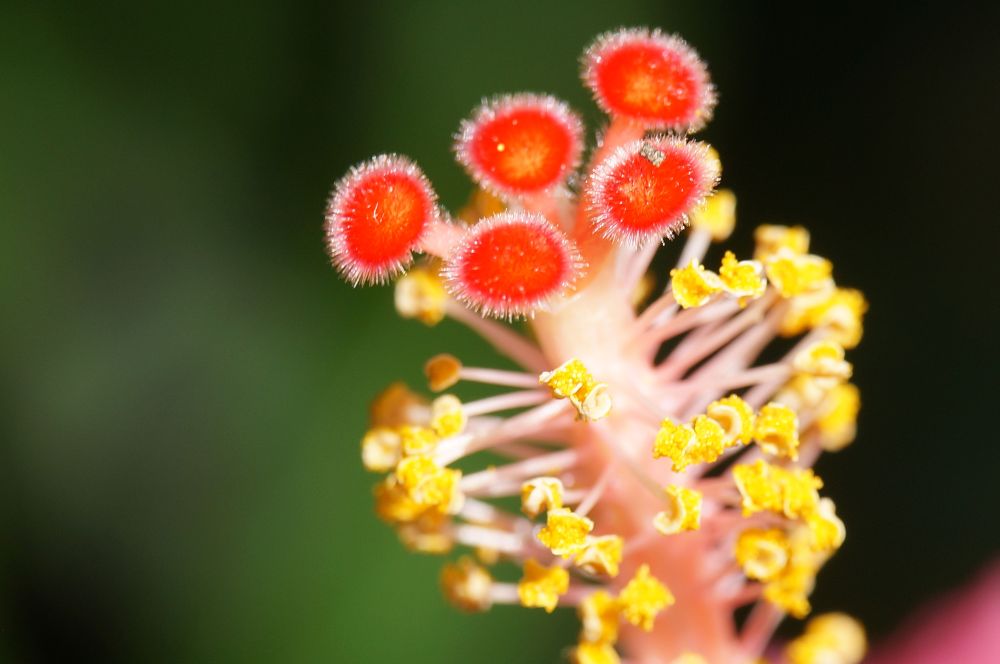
3,1 -> 998,662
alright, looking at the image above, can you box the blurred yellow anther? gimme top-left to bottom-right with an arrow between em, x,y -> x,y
360,426 -> 402,473
570,642 -> 621,664
670,654 -> 708,664
457,187 -> 506,223
735,528 -> 791,582
670,259 -> 723,308
579,590 -> 620,644
518,559 -> 569,613
539,358 -> 612,421
733,460 -> 821,520
811,288 -> 869,349
430,394 -> 466,438
398,425 -> 438,456
537,507 -> 594,557
574,535 -> 623,577
806,497 -> 846,553
690,189 -> 736,241
765,251 -> 833,298
763,527 -> 822,618
398,510 -> 454,553
619,564 -> 674,631
395,266 -> 447,325
719,250 -> 766,304
816,383 -> 861,451
753,402 -> 800,460
794,341 -> 852,384
754,224 -> 811,262
706,394 -> 756,445
521,476 -> 565,518
373,476 -> 425,524
631,271 -> 656,309
786,613 -> 867,664
440,556 -> 493,612
395,455 -> 464,513
369,381 -> 426,428
425,353 -> 462,392
653,485 -> 702,535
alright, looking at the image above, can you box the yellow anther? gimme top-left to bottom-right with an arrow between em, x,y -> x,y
690,189 -> 737,241
398,510 -> 454,554
537,507 -> 594,557
670,654 -> 708,664
653,486 -> 702,535
430,394 -> 466,438
369,381 -> 426,428
373,476 -> 425,524
398,425 -> 438,456
816,383 -> 861,451
574,535 -> 623,577
395,266 -> 448,325
754,224 -> 811,262
579,590 -> 621,644
719,251 -> 766,304
735,528 -> 791,582
753,402 -> 800,460
520,476 -> 565,518
457,187 -> 506,223
539,358 -> 611,421
765,250 -> 833,298
814,288 -> 868,349
360,426 -> 402,473
570,642 -> 621,664
517,558 -> 569,613
618,564 -> 674,631
395,454 -> 464,514
733,460 -> 822,520
670,259 -> 723,309
425,353 -> 462,392
762,527 -> 824,618
440,556 -> 493,612
787,613 -> 867,664
653,418 -> 697,470
776,374 -> 828,412
706,394 -> 756,446
793,341 -> 852,384
806,497 -> 846,553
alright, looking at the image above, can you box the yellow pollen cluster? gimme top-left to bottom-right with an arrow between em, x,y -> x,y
719,250 -> 766,304
574,535 -> 624,577
753,402 -> 800,460
539,358 -> 612,420
369,381 -> 426,428
537,507 -> 595,557
793,341 -> 853,383
653,485 -> 702,535
652,395 -> 756,471
735,528 -> 791,581
361,426 -> 403,473
570,642 -> 621,664
670,259 -> 722,308
786,612 -> 867,664
765,251 -> 833,298
440,556 -> 493,612
430,394 -> 466,437
395,265 -> 447,325
518,558 -> 570,613
395,454 -> 463,513
398,424 -> 438,456
816,383 -> 861,451
618,564 -> 675,631
733,460 -> 821,520
690,189 -> 736,241
579,590 -> 620,644
521,476 -> 565,518
754,224 -> 810,262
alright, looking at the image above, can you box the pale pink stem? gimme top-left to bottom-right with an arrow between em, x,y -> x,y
659,363 -> 791,395
740,601 -> 785,657
744,327 -> 827,409
634,298 -> 742,354
575,463 -> 615,518
418,219 -> 465,257
463,390 -> 549,417
460,448 -> 579,493
460,497 -> 532,532
454,524 -> 526,554
619,241 -> 660,297
435,400 -> 570,465
459,366 -> 540,389
488,583 -> 521,605
633,292 -> 678,332
446,301 -> 548,371
675,227 -> 713,269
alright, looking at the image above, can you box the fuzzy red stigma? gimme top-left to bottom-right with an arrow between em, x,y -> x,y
443,212 -> 582,318
587,137 -> 719,246
455,94 -> 583,197
583,28 -> 716,132
325,155 -> 438,284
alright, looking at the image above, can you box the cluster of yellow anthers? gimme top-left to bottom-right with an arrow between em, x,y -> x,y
328,27 -> 868,664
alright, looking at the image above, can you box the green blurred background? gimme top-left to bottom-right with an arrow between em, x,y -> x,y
2,1 -> 998,662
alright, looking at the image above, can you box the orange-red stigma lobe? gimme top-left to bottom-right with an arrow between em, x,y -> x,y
458,96 -> 582,196
589,139 -> 715,245
586,30 -> 712,130
445,213 -> 579,318
327,156 -> 436,283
